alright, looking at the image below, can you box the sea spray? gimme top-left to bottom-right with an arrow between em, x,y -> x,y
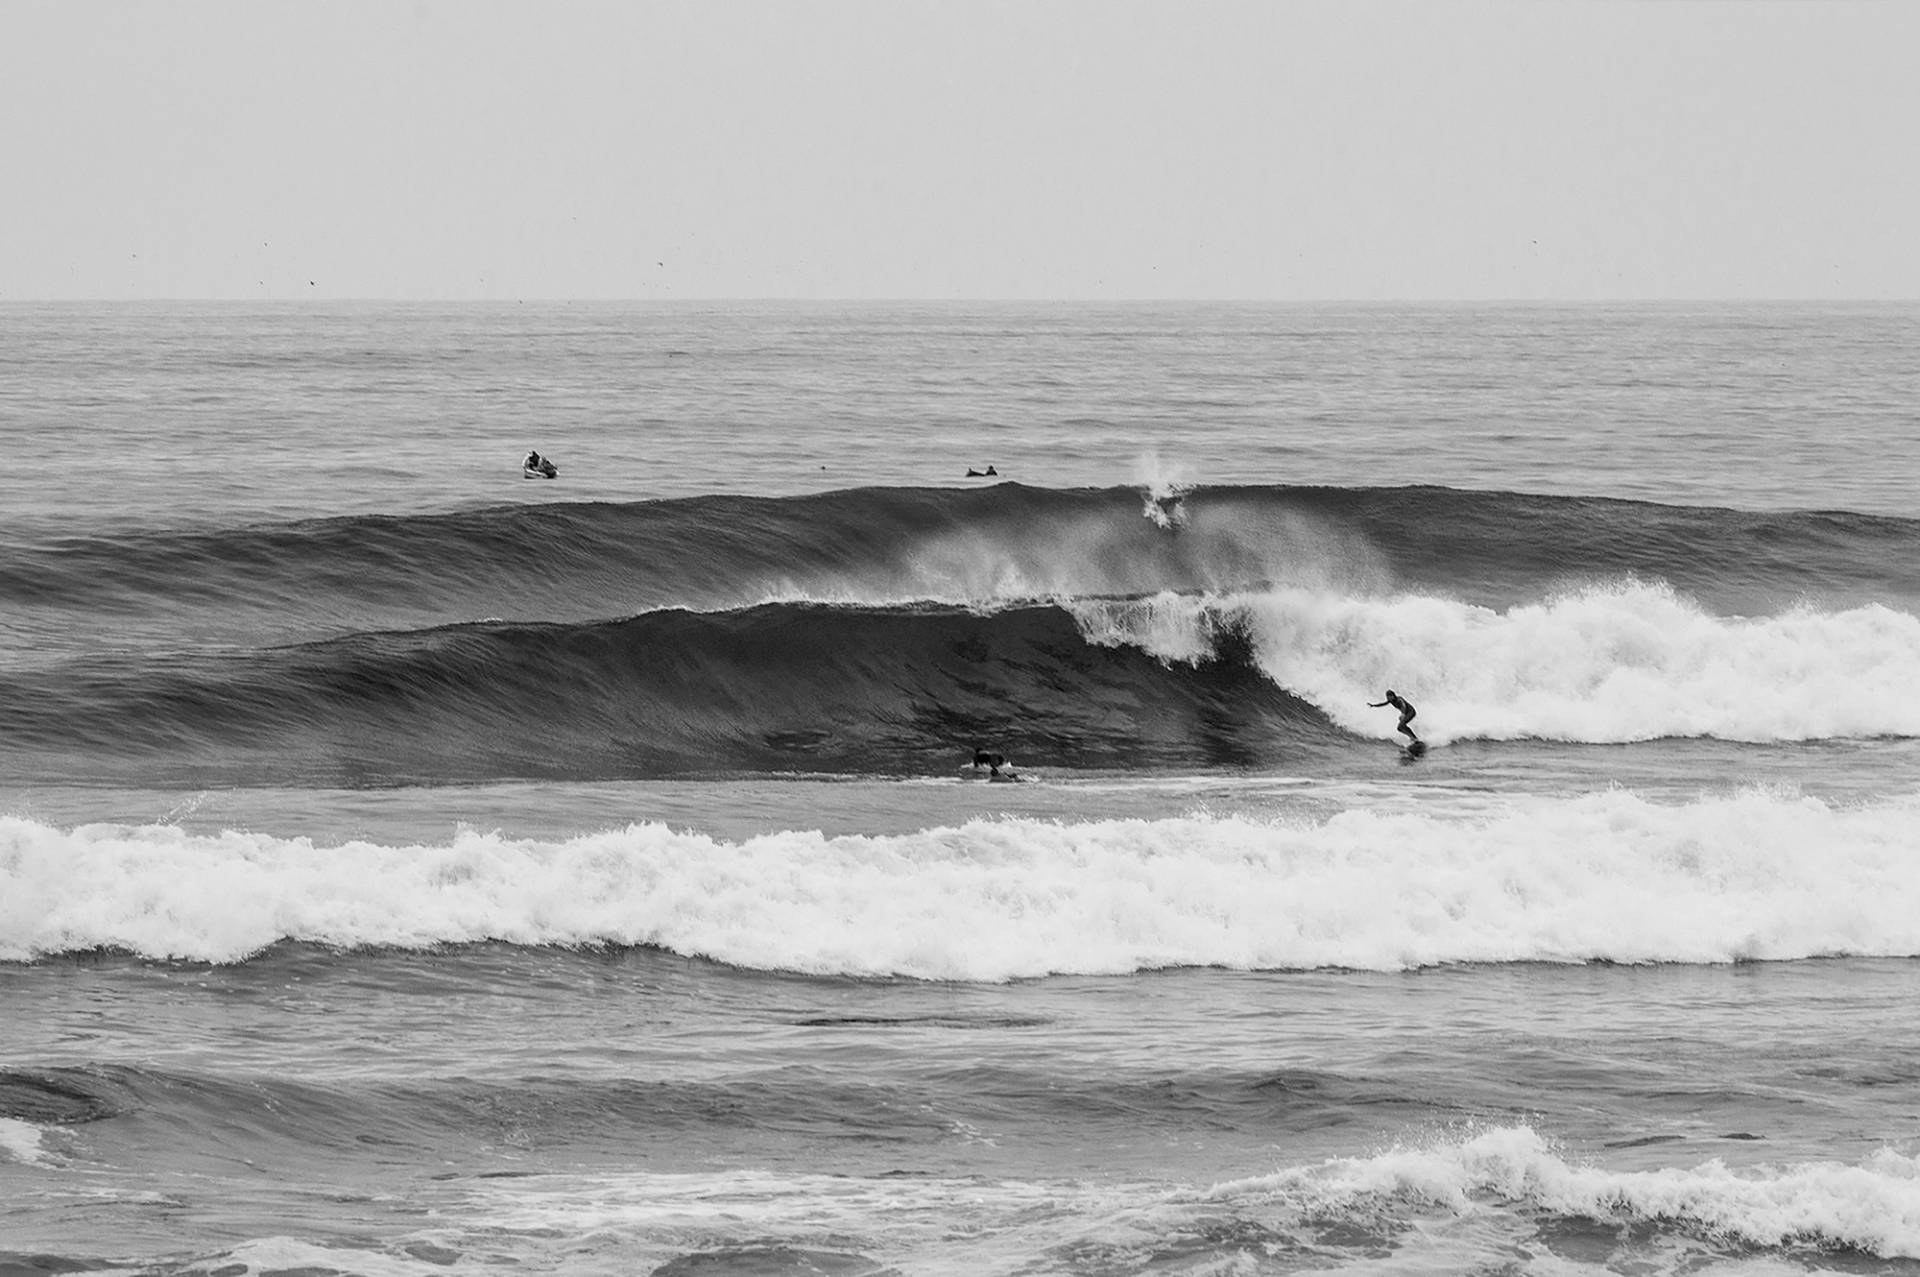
1133,451 -> 1194,530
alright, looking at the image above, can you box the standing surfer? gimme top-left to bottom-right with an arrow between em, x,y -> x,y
1369,690 -> 1420,743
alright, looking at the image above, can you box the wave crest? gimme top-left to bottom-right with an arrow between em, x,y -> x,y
1074,580 -> 1920,744
1208,1125 -> 1920,1259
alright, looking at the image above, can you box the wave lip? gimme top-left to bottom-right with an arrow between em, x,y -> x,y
7,788 -> 1919,972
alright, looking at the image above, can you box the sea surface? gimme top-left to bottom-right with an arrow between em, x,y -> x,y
3,301 -> 1920,1276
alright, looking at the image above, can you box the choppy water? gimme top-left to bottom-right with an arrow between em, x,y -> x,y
3,301 -> 1919,1276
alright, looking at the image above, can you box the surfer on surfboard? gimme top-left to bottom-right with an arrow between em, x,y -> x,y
1369,690 -> 1421,745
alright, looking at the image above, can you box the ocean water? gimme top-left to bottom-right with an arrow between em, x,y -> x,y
3,300 -> 1920,1276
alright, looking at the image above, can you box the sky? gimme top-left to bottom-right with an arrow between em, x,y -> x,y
4,0 -> 1917,300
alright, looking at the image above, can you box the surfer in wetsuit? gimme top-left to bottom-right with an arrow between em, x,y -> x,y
970,748 -> 1012,778
1369,690 -> 1420,743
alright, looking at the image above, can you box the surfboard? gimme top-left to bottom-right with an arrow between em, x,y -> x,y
1403,740 -> 1428,758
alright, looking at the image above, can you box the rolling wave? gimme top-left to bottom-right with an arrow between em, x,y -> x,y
9,1066 -> 1917,1264
5,577 -> 1917,785
8,483 -> 1918,784
7,788 -> 1919,969
1203,1125 -> 1920,1261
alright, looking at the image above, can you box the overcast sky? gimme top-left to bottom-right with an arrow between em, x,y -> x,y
5,0 -> 1916,300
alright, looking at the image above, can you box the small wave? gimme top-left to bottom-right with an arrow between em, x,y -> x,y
460,1126 -> 1920,1269
1204,1125 -> 1920,1259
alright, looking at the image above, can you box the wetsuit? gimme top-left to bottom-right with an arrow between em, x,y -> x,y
1371,692 -> 1419,741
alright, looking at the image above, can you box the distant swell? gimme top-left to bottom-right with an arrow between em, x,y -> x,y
5,486 -> 1918,653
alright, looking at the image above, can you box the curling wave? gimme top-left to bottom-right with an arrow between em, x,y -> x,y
5,577 -> 1918,784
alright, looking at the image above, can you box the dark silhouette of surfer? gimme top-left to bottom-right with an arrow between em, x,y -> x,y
966,465 -> 998,477
1369,690 -> 1420,743
970,748 -> 1015,779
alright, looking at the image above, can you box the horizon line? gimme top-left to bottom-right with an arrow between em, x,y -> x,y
3,295 -> 1916,306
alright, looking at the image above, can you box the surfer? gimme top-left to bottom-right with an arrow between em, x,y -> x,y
970,748 -> 1013,778
1369,690 -> 1420,743
523,449 -> 557,478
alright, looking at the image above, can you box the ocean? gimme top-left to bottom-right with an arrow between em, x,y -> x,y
3,300 -> 1919,1276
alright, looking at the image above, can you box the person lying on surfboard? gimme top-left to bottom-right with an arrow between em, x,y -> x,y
1369,690 -> 1420,743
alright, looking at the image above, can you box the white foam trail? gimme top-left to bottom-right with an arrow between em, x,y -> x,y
1072,580 -> 1920,743
212,1238 -> 429,1277
0,1117 -> 51,1165
6,788 -> 1920,973
470,1127 -> 1920,1262
1207,1126 -> 1920,1258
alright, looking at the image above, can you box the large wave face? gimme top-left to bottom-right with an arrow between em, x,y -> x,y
5,484 -> 1919,783
0,602 -> 1315,784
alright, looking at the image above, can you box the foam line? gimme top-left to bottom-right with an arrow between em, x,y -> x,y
6,788 -> 1919,972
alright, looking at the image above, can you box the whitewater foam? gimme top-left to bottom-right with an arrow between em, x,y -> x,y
6,787 -> 1919,973
461,1126 -> 1920,1263
0,1117 -> 51,1166
1072,580 -> 1920,744
1206,1125 -> 1920,1259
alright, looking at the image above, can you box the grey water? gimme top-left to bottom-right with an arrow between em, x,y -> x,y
4,301 -> 1920,1277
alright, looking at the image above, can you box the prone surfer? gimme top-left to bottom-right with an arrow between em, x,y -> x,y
1369,689 -> 1420,743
